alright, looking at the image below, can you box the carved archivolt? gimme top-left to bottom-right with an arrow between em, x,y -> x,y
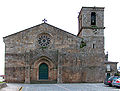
33,56 -> 55,80
34,56 -> 54,69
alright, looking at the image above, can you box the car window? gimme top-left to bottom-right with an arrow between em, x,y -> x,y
113,77 -> 118,80
117,78 -> 120,80
108,76 -> 114,80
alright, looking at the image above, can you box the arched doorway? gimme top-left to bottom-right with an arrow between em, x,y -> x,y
39,63 -> 48,80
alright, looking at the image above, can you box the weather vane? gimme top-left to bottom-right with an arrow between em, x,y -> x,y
42,18 -> 47,23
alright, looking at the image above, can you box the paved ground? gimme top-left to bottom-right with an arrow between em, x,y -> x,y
0,83 -> 120,91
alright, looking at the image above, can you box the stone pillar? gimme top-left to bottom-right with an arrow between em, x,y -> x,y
57,50 -> 62,83
24,51 -> 31,84
25,66 -> 31,84
57,65 -> 62,83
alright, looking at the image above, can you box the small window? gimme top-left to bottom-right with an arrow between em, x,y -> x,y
91,12 -> 96,25
107,65 -> 111,71
93,44 -> 95,49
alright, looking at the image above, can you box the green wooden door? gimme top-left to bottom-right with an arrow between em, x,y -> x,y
39,63 -> 48,80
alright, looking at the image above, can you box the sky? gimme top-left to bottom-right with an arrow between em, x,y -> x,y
0,0 -> 120,75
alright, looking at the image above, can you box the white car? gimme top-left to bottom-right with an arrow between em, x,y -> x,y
0,77 -> 5,82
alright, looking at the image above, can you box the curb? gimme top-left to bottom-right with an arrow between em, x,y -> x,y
0,83 -> 7,89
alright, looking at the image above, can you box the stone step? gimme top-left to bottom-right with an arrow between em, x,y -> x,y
31,80 -> 57,84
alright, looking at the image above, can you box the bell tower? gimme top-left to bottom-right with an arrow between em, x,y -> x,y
78,7 -> 105,37
77,7 -> 105,53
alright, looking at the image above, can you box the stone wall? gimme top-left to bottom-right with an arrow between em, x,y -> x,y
5,67 -> 25,83
0,83 -> 7,89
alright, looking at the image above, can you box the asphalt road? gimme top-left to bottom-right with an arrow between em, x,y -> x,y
1,83 -> 120,91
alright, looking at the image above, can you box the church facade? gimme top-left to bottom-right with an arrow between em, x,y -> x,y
3,7 -> 117,83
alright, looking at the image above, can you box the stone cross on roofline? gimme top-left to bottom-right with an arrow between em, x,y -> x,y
42,18 -> 47,23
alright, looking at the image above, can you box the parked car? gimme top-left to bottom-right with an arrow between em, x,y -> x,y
112,77 -> 120,87
0,77 -> 5,82
104,76 -> 118,86
104,77 -> 110,85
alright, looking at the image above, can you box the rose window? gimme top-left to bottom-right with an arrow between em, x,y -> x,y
38,35 -> 50,47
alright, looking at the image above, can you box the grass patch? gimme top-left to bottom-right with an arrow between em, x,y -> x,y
0,82 -> 5,83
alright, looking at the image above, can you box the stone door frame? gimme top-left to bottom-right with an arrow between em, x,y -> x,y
34,56 -> 54,81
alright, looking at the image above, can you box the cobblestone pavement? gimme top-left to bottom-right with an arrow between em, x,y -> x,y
0,83 -> 21,91
1,83 -> 120,91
